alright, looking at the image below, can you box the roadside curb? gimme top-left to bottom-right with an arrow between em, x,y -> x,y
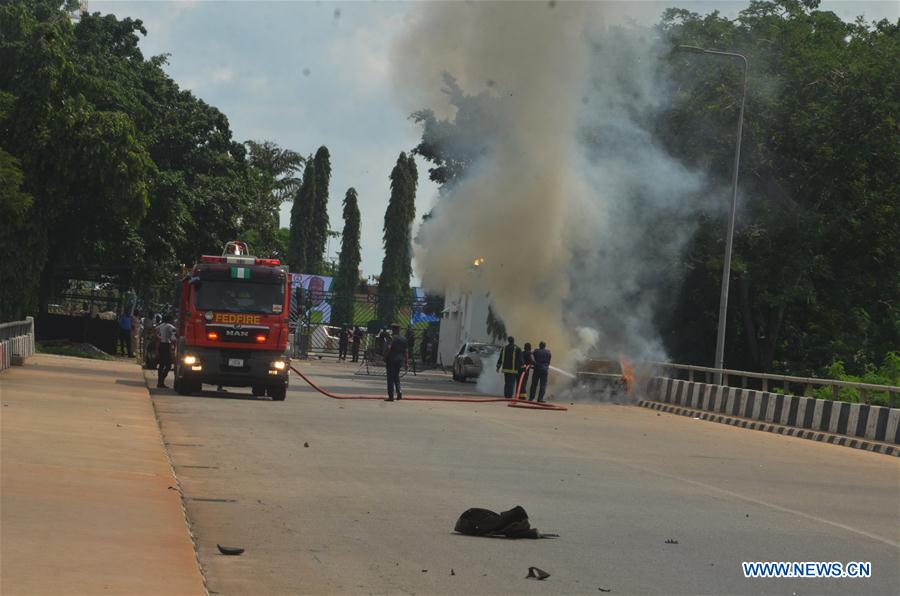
639,400 -> 900,457
143,368 -> 211,596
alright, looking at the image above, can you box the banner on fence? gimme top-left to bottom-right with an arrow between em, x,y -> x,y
291,273 -> 334,324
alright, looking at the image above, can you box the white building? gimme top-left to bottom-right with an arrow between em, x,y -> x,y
437,287 -> 494,366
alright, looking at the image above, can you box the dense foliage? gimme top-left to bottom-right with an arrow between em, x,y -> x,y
331,188 -> 361,326
658,0 -> 899,376
287,145 -> 331,275
0,1 -> 300,317
377,152 -> 418,323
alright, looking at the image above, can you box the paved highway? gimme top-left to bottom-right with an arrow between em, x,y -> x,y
151,360 -> 899,595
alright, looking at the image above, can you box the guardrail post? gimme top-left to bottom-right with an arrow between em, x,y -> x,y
804,383 -> 812,397
723,373 -> 728,387
858,389 -> 867,405
688,369 -> 694,382
705,371 -> 711,384
741,375 -> 747,389
891,391 -> 898,408
831,385 -> 839,401
762,378 -> 768,391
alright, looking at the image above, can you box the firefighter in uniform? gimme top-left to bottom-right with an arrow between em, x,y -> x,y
495,336 -> 523,399
519,342 -> 534,399
530,341 -> 552,402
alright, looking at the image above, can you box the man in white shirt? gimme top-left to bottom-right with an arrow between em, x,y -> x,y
156,316 -> 177,388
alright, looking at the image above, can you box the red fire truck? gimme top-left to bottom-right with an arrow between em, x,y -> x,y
172,241 -> 291,400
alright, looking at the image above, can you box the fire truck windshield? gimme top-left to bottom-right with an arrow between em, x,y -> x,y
195,280 -> 285,314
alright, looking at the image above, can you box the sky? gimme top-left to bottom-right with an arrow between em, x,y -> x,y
92,0 -> 899,283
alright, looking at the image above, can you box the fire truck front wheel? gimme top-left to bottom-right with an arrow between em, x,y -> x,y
268,382 -> 287,401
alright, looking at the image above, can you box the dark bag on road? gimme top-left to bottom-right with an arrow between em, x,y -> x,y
454,505 -> 557,539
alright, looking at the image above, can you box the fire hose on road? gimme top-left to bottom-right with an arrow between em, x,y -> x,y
289,364 -> 567,410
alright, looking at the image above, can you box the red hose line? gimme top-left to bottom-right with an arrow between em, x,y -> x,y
289,365 -> 511,403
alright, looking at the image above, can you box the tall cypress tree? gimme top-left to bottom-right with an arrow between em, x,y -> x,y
306,146 -> 331,274
331,188 -> 361,326
377,152 -> 418,323
288,154 -> 315,272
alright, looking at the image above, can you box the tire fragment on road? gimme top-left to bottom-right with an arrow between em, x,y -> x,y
526,566 -> 550,580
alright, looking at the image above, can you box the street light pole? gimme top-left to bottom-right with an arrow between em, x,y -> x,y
677,45 -> 748,384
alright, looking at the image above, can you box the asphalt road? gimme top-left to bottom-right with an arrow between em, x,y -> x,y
150,359 -> 900,595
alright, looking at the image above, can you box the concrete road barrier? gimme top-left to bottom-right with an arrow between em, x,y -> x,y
646,376 -> 900,447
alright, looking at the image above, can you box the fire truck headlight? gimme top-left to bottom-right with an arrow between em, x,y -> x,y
183,355 -> 198,366
271,360 -> 286,371
204,311 -> 214,321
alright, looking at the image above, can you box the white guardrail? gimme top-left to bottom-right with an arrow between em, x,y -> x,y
645,361 -> 899,407
0,317 -> 36,372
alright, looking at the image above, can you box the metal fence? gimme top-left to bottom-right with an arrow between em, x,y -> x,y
646,361 -> 899,407
0,317 -> 36,372
290,291 -> 443,368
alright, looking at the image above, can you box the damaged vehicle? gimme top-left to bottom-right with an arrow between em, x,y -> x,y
451,342 -> 500,382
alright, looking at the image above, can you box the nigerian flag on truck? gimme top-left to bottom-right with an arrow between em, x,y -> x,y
231,267 -> 250,279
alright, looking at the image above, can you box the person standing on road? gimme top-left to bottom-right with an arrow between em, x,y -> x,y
496,336 -> 523,399
384,324 -> 408,401
156,316 -> 177,389
351,326 -> 363,362
118,311 -> 134,358
338,325 -> 350,361
529,341 -> 552,403
405,326 -> 416,373
519,342 -> 534,399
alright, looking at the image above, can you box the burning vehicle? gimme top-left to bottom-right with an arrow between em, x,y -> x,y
574,357 -> 635,399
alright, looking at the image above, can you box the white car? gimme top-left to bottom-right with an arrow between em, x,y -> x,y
452,342 -> 500,382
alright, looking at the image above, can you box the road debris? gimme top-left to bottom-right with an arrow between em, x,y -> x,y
454,506 -> 558,539
450,569 -> 455,576
664,538 -> 679,544
217,544 -> 245,556
526,566 -> 551,580
598,588 -> 611,592
303,442 -> 310,447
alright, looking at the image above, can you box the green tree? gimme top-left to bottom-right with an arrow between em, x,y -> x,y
377,152 -> 418,323
658,1 -> 899,374
288,154 -> 315,272
306,145 -> 331,274
241,140 -> 304,256
331,188 -> 361,326
0,3 -> 275,317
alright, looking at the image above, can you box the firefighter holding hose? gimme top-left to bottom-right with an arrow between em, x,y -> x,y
529,341 -> 552,403
496,336 -> 523,399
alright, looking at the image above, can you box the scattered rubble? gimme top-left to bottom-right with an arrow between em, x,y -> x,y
526,566 -> 551,580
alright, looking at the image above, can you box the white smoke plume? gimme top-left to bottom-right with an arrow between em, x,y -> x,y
395,2 -> 708,368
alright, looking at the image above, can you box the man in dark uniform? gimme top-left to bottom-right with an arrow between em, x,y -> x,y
495,336 -> 522,399
519,342 -> 534,399
384,324 -> 408,401
338,325 -> 350,361
530,341 -> 552,402
351,326 -> 363,362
